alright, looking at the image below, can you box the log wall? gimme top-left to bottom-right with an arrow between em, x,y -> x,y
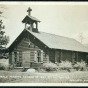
9,31 -> 49,67
9,30 -> 88,68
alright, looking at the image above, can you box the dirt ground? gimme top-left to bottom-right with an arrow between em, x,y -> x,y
0,70 -> 88,83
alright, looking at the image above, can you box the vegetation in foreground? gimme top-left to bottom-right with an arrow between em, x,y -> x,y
0,59 -> 88,72
41,60 -> 88,72
0,59 -> 88,83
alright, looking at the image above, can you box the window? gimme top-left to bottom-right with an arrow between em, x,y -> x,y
37,50 -> 41,62
73,53 -> 76,58
73,52 -> 77,62
86,55 -> 88,64
14,52 -> 22,67
86,55 -> 88,58
14,52 -> 17,63
55,51 -> 60,63
34,50 -> 43,63
33,22 -> 36,29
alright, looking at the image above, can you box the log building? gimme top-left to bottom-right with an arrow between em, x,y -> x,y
7,7 -> 88,68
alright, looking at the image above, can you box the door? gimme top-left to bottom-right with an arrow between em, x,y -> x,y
22,51 -> 30,68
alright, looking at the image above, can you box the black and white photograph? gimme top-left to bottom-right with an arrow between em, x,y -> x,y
0,2 -> 88,86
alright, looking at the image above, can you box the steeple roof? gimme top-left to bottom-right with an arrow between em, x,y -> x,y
22,15 -> 40,24
22,7 -> 40,24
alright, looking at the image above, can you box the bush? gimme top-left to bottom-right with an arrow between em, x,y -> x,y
0,53 -> 9,59
59,60 -> 73,72
73,60 -> 87,71
0,59 -> 9,70
43,62 -> 58,72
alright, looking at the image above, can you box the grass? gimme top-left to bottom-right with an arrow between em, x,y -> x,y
0,59 -> 88,83
0,71 -> 88,83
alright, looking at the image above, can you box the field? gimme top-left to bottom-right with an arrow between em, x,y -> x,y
0,70 -> 88,83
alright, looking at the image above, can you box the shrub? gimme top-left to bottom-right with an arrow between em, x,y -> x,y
43,62 -> 58,72
73,60 -> 87,71
0,59 -> 9,70
59,60 -> 73,72
0,63 -> 9,70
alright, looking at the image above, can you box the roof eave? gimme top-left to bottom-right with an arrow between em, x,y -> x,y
51,47 -> 88,53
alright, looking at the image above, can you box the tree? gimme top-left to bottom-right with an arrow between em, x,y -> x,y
0,5 -> 9,59
0,20 -> 9,48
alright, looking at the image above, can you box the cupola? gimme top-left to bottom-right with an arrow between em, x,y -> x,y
22,7 -> 40,33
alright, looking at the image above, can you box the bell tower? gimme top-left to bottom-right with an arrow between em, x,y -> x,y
22,7 -> 40,32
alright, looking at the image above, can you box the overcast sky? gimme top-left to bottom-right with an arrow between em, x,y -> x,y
1,2 -> 88,47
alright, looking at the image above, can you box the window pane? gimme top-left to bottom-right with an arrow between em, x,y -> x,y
38,57 -> 41,62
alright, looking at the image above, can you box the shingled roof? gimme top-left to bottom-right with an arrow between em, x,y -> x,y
26,29 -> 88,53
7,29 -> 88,53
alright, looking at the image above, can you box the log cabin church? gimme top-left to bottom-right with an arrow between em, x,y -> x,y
7,7 -> 88,68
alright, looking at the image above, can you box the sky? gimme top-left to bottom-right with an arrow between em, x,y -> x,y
0,2 -> 88,47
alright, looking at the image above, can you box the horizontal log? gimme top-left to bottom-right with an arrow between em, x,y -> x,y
21,40 -> 29,43
16,48 -> 32,51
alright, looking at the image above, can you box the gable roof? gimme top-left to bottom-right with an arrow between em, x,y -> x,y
7,29 -> 88,53
26,29 -> 88,53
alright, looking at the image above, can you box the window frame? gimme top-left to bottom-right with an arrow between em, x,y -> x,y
34,50 -> 43,63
